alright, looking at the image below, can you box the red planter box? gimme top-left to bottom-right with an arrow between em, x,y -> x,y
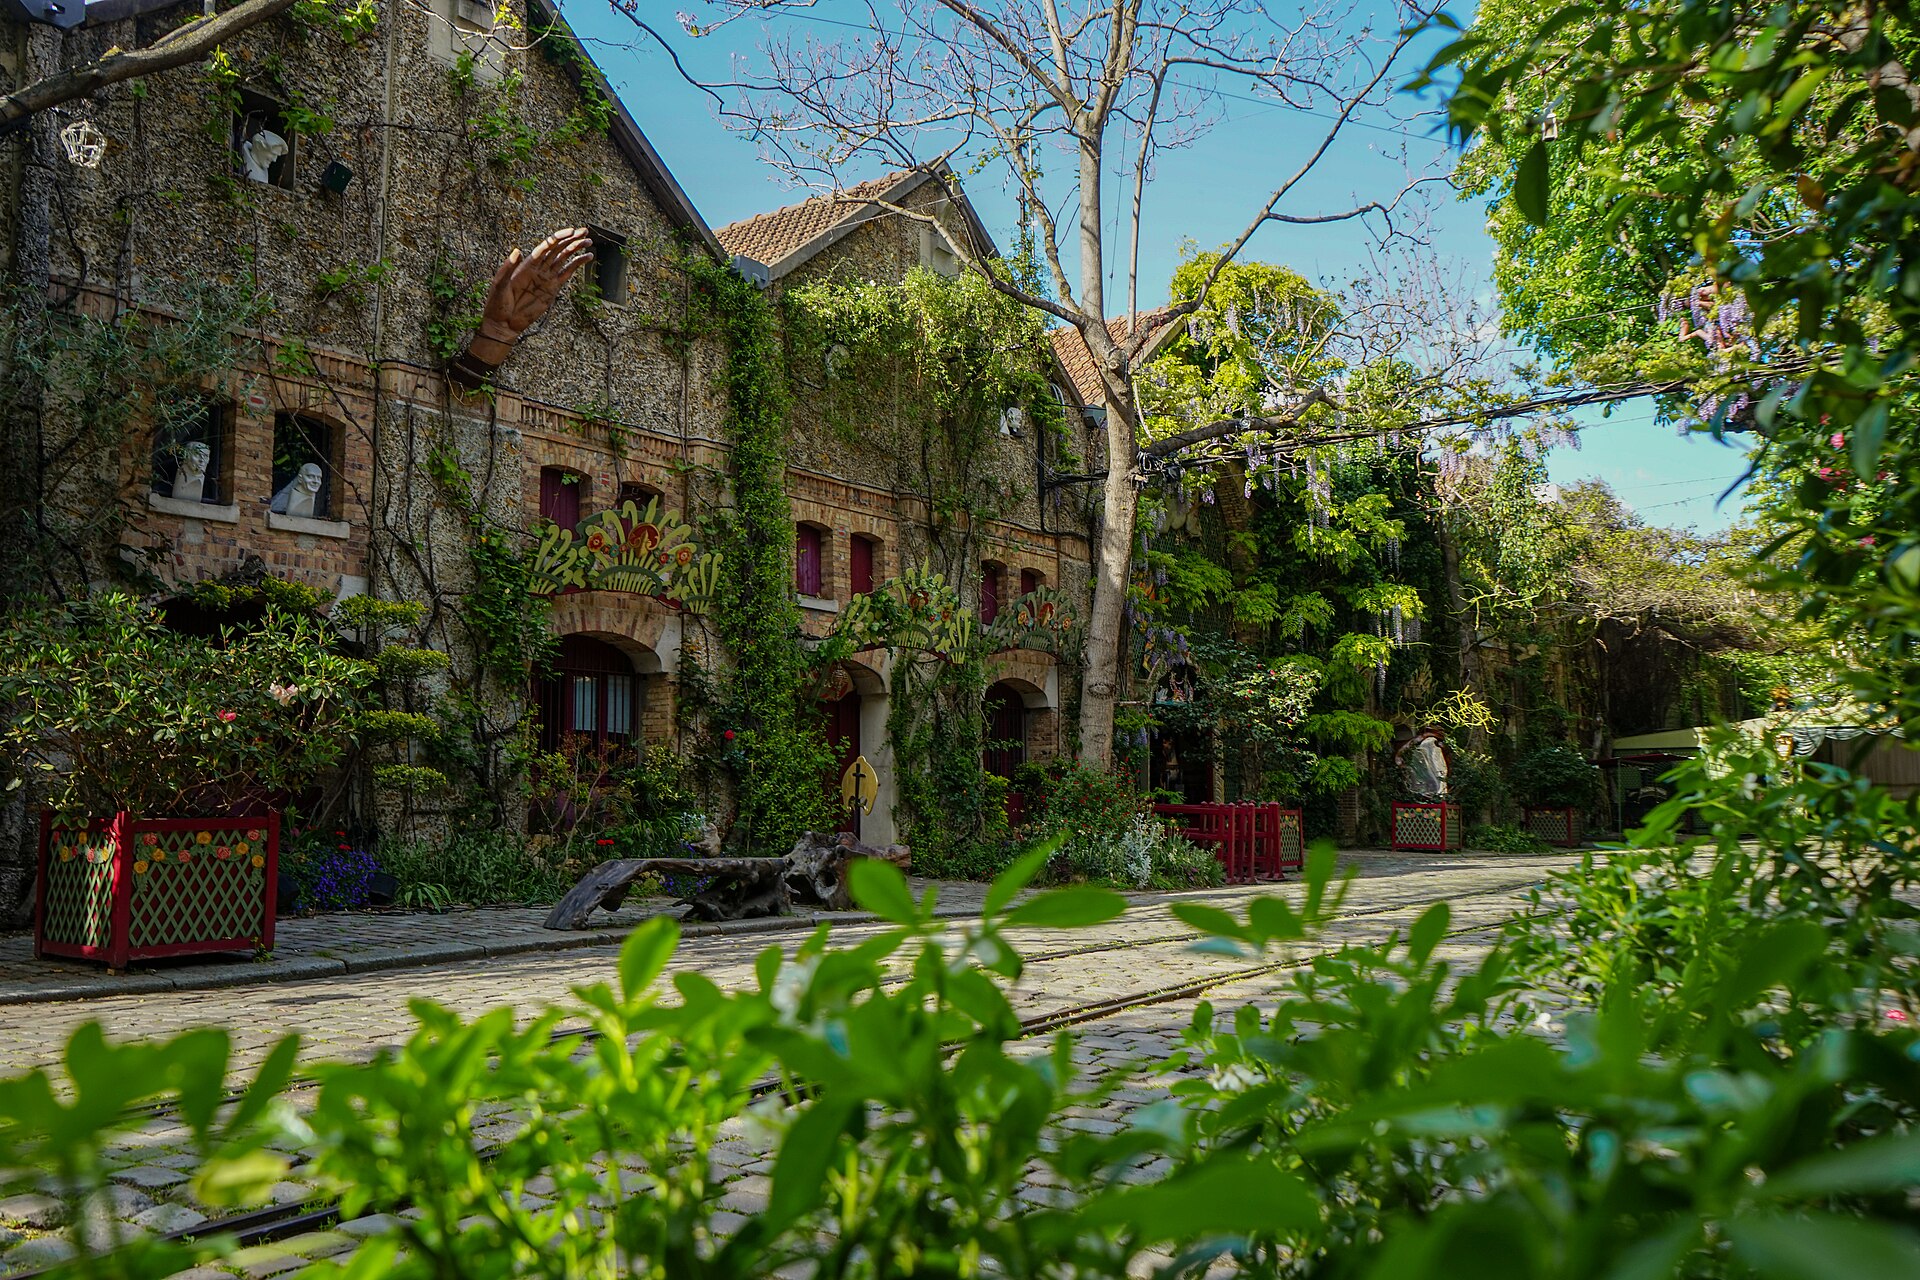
35,813 -> 279,969
1522,807 -> 1583,848
1392,802 -> 1462,851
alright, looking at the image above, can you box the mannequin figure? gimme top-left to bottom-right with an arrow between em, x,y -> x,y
271,463 -> 325,518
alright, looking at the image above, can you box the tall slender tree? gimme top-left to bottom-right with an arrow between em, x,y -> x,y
659,0 -> 1450,764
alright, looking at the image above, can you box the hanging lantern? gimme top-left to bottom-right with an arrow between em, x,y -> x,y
59,119 -> 107,169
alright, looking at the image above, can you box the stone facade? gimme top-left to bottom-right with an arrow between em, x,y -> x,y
3,0 -> 1095,893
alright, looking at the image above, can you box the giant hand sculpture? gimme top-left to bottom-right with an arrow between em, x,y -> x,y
449,228 -> 595,390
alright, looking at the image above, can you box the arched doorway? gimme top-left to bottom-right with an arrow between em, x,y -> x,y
983,681 -> 1030,825
817,662 -> 886,837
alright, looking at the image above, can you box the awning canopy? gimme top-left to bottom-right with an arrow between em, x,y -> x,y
1610,727 -> 1706,752
1611,710 -> 1899,759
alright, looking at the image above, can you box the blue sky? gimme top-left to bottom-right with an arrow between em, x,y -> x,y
558,1 -> 1755,533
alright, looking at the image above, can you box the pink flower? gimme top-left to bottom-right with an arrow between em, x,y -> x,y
1831,433 -> 1846,449
1887,1009 -> 1910,1022
217,710 -> 237,723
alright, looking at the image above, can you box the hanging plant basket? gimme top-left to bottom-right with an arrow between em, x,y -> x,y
35,813 -> 279,969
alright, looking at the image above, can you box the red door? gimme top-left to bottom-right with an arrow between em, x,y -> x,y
822,692 -> 862,836
983,684 -> 1027,825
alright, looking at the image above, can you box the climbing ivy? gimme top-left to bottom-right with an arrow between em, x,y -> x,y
683,258 -> 837,852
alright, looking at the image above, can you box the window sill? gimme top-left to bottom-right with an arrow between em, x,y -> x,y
148,492 -> 239,523
797,594 -> 840,614
268,511 -> 352,540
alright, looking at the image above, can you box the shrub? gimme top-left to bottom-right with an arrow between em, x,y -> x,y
1465,822 -> 1550,854
1148,834 -> 1226,888
1033,763 -> 1143,844
0,594 -> 370,820
1445,747 -> 1507,823
379,830 -> 570,906
1509,743 -> 1601,810
12,850 -> 1919,1280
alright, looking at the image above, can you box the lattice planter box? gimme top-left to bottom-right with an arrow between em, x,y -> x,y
35,813 -> 279,969
1392,802 -> 1462,852
1274,807 -> 1305,875
1522,807 -> 1583,848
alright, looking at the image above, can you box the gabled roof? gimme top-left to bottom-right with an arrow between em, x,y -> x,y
716,173 -> 910,268
1048,309 -> 1177,405
716,167 -> 998,279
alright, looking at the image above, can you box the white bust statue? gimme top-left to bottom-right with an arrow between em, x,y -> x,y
241,130 -> 288,184
171,440 -> 211,503
271,463 -> 325,519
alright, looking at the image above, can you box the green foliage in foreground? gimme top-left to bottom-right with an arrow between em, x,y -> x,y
3,828 -> 1918,1279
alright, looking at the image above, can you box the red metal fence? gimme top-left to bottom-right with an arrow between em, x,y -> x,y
1152,802 -> 1304,884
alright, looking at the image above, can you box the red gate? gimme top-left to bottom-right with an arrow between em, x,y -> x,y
1151,802 -> 1304,884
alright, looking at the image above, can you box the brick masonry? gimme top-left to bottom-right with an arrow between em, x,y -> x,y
7,0 -> 1096,890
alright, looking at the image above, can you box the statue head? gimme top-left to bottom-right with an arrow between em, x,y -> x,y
177,441 -> 211,479
294,463 -> 324,494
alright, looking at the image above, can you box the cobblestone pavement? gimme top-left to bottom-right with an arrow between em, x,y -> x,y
0,877 -> 1008,1006
0,849 -> 1585,1274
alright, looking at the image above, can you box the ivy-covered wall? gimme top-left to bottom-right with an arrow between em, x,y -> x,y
6,0 -> 1102,892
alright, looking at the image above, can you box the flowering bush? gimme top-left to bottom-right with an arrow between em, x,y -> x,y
1050,811 -> 1225,889
0,594 -> 373,820
286,842 -> 379,911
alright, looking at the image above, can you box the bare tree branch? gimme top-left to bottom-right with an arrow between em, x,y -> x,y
0,0 -> 303,130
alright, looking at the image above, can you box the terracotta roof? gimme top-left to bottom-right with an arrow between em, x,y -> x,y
1047,309 -> 1176,405
714,173 -> 916,268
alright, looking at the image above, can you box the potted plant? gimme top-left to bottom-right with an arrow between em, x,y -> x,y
0,594 -> 371,968
1510,743 -> 1602,848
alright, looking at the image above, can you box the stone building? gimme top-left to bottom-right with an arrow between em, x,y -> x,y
0,0 -> 1095,899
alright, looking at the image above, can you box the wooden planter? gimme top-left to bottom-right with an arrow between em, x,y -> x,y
1392,802 -> 1462,852
35,813 -> 279,969
1522,807 -> 1583,848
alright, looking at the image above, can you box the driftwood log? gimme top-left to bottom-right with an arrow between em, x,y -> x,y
543,830 -> 912,929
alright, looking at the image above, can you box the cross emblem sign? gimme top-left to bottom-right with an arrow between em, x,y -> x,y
840,754 -> 879,817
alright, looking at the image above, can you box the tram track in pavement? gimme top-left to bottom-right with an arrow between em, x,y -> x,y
9,873 -> 1553,1272
102,867 -> 1554,1124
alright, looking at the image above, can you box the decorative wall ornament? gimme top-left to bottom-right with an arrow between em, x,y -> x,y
830,561 -> 1077,660
449,228 -> 594,390
59,119 -> 107,168
528,494 -> 721,604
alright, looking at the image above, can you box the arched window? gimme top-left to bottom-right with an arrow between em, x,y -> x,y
535,634 -> 638,752
1019,567 -> 1042,598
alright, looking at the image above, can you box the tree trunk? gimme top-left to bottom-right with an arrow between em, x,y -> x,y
543,831 -> 911,929
1077,398 -> 1139,768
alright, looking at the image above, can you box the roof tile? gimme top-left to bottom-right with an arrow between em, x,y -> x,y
714,173 -> 913,266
